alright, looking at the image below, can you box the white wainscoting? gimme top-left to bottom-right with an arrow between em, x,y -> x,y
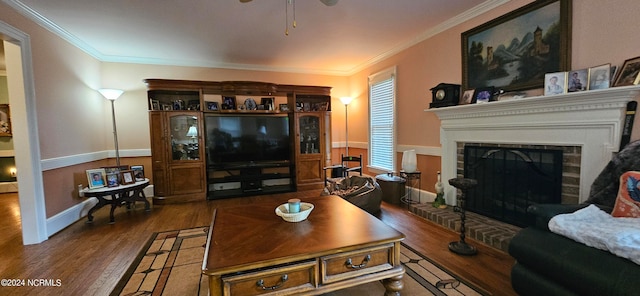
43,149 -> 152,236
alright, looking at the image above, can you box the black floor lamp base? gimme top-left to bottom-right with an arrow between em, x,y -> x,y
448,241 -> 477,256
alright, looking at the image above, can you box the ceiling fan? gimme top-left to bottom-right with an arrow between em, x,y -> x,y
239,0 -> 339,6
240,0 -> 339,35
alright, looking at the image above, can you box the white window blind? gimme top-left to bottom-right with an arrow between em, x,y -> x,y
368,67 -> 396,172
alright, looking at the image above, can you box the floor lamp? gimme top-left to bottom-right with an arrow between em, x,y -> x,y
98,89 -> 124,167
340,97 -> 353,156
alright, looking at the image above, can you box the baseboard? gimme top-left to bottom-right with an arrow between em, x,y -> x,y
407,187 -> 436,203
0,182 -> 18,193
46,197 -> 98,237
46,185 -> 155,237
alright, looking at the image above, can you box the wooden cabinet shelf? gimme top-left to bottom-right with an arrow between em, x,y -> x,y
149,111 -> 206,203
144,79 -> 332,201
207,163 -> 294,199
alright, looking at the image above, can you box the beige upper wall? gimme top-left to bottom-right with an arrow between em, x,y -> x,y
100,63 -> 350,151
0,2 -> 107,160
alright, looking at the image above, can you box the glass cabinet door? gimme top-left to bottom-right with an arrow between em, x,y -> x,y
169,114 -> 200,161
299,115 -> 321,155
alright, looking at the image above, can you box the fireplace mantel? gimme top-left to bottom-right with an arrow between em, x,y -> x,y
426,85 -> 640,205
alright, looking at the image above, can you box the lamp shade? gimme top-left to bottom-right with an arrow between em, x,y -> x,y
402,150 -> 418,173
340,96 -> 353,105
98,89 -> 124,101
186,126 -> 198,138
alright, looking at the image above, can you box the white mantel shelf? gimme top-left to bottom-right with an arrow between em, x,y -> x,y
426,85 -> 640,205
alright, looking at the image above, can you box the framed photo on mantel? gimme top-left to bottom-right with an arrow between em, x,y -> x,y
462,0 -> 572,92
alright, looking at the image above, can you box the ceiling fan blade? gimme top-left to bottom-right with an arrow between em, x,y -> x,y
319,0 -> 338,6
240,0 -> 337,6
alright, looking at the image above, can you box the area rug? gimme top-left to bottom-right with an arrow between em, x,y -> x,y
111,227 -> 484,296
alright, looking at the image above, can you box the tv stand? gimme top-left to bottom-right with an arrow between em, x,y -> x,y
207,162 -> 295,199
144,79 -> 331,202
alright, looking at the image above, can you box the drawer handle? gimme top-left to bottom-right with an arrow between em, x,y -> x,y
345,254 -> 371,269
256,274 -> 288,290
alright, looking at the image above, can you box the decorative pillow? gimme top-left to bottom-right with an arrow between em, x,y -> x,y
611,171 -> 640,217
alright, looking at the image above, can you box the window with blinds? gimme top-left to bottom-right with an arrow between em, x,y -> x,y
368,67 -> 396,172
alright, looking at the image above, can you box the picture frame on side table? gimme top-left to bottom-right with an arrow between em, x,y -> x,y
588,64 -> 611,90
544,72 -> 567,95
106,173 -> 120,187
87,168 -> 107,189
120,170 -> 135,185
102,165 -> 130,184
131,165 -> 145,181
613,56 -> 640,87
462,0 -> 571,92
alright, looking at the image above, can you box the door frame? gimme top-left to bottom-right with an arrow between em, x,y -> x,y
2,21 -> 48,244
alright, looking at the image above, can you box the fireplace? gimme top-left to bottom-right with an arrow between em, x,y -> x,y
463,145 -> 563,227
427,86 -> 640,208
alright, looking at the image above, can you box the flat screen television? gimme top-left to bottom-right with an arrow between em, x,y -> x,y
205,114 -> 291,167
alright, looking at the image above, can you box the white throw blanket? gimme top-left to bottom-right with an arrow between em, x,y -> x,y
548,204 -> 640,265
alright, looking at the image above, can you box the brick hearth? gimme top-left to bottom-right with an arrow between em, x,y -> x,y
408,202 -> 521,253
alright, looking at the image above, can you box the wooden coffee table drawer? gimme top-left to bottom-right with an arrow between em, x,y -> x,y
221,260 -> 317,296
320,244 -> 394,284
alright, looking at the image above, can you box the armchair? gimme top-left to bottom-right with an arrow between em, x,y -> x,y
323,154 -> 363,186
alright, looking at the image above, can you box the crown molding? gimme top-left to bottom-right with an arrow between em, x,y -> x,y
346,0 -> 511,76
5,0 -> 510,77
4,0 -> 103,60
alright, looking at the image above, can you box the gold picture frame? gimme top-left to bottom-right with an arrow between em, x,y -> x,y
461,0 -> 572,92
0,104 -> 12,137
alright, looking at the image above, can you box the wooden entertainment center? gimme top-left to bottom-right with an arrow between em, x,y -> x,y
144,79 -> 332,203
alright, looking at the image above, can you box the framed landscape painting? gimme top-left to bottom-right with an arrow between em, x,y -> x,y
462,0 -> 571,92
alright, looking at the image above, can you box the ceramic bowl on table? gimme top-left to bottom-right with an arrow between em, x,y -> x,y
275,202 -> 314,222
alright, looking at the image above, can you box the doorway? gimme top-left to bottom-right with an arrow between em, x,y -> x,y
1,21 -> 47,244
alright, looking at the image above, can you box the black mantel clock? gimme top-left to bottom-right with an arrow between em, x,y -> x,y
429,83 -> 461,108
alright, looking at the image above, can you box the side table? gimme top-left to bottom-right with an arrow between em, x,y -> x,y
400,171 -> 421,207
82,178 -> 151,224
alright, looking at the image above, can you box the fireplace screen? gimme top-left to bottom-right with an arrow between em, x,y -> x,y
463,145 -> 563,227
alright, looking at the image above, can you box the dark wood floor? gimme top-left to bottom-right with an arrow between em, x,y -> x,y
0,191 -> 516,295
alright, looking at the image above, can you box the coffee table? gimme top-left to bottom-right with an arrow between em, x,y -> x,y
202,195 -> 405,296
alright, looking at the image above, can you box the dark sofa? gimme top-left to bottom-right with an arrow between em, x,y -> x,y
508,140 -> 640,295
